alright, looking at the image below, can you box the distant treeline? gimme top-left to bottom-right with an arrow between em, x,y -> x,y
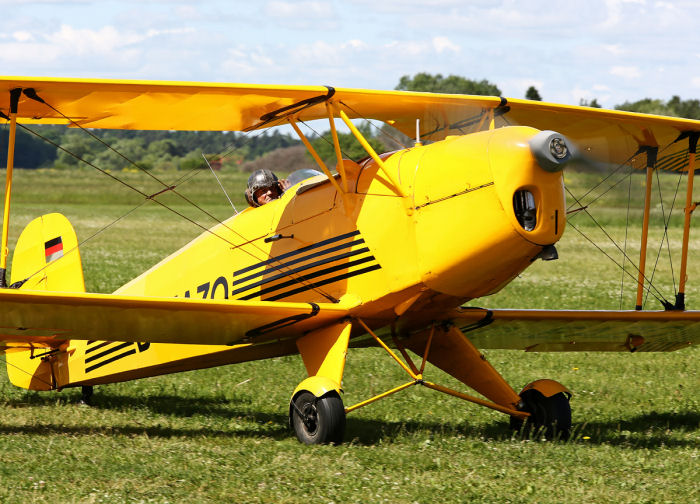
3,73 -> 700,172
0,125 -> 300,170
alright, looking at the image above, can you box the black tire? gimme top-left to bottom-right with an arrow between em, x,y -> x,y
290,391 -> 346,445
510,389 -> 571,440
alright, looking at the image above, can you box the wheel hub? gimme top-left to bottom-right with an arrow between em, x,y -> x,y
301,402 -> 318,433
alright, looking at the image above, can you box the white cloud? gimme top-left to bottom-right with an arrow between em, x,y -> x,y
264,1 -> 332,18
432,36 -> 459,54
346,39 -> 367,50
12,31 -> 34,42
602,44 -> 625,56
145,27 -> 195,38
0,23 -> 201,77
47,25 -> 143,55
384,40 -> 428,58
599,0 -> 646,29
610,66 -> 641,78
220,46 -> 276,78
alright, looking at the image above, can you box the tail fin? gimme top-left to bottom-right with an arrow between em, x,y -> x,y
10,212 -> 85,291
5,213 -> 84,390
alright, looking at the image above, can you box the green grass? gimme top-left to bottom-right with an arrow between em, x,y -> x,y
0,167 -> 698,503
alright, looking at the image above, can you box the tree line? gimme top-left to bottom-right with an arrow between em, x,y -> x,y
0,126 -> 299,171
2,72 -> 699,171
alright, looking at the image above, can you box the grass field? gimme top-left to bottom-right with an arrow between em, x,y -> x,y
0,166 -> 698,503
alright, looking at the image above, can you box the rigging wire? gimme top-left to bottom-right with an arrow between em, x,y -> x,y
643,166 -> 684,307
24,94 -> 244,238
565,184 -> 671,306
567,220 -> 669,308
566,153 -> 638,214
566,140 -> 687,309
13,201 -> 148,287
297,118 -> 354,162
202,153 -> 237,214
12,108 -> 339,302
619,165 -> 634,309
14,122 -> 241,248
338,101 -> 408,149
568,141 -> 677,215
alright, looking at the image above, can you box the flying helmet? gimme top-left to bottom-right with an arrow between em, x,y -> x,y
245,169 -> 283,207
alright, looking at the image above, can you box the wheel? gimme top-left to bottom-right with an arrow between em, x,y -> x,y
79,385 -> 94,406
510,389 -> 571,440
290,391 -> 346,445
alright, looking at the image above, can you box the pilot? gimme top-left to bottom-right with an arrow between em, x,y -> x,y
245,169 -> 290,207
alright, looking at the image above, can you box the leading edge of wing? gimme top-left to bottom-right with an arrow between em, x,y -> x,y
451,308 -> 700,352
3,76 -> 699,133
0,289 -> 354,347
4,76 -> 699,171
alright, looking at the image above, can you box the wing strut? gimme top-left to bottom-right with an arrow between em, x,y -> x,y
676,132 -> 700,310
0,88 -> 22,288
635,146 -> 658,310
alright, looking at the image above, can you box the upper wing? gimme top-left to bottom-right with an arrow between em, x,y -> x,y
450,308 -> 700,352
2,77 -> 699,171
0,289 -> 352,348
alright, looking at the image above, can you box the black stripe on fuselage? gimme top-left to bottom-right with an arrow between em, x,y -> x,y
85,341 -> 111,354
234,229 -> 361,277
85,348 -> 137,373
233,238 -> 366,286
264,264 -> 382,301
233,247 -> 371,296
239,255 -> 378,301
85,341 -> 133,364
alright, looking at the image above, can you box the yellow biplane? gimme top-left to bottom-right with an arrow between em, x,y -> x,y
0,77 -> 698,443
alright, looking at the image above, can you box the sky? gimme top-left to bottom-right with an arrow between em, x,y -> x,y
2,0 -> 700,108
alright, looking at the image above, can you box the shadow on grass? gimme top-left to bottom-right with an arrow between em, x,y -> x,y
569,410 -> 700,448
3,391 -> 698,448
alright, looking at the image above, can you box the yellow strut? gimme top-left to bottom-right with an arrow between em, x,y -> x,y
635,148 -> 657,309
325,102 -> 349,193
1,88 -> 22,287
345,319 -> 529,418
344,381 -> 417,414
422,381 -> 527,418
288,117 -> 344,196
337,109 -> 407,199
677,135 -> 698,309
355,318 -> 419,380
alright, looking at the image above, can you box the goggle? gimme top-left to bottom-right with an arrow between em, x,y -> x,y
253,184 -> 278,200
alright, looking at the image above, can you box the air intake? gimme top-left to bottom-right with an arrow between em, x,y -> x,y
513,190 -> 536,231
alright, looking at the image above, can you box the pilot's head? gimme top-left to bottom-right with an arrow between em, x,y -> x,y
245,169 -> 283,207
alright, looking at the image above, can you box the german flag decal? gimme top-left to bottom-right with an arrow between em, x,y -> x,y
44,237 -> 64,263
233,230 -> 381,301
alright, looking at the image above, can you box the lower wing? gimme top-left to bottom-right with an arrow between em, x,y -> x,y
0,289 -> 352,349
450,308 -> 700,352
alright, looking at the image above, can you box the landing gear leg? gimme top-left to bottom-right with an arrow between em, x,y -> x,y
79,385 -> 93,406
290,320 -> 351,444
290,391 -> 346,445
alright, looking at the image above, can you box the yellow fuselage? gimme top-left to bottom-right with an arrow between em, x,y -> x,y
52,125 -> 565,388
